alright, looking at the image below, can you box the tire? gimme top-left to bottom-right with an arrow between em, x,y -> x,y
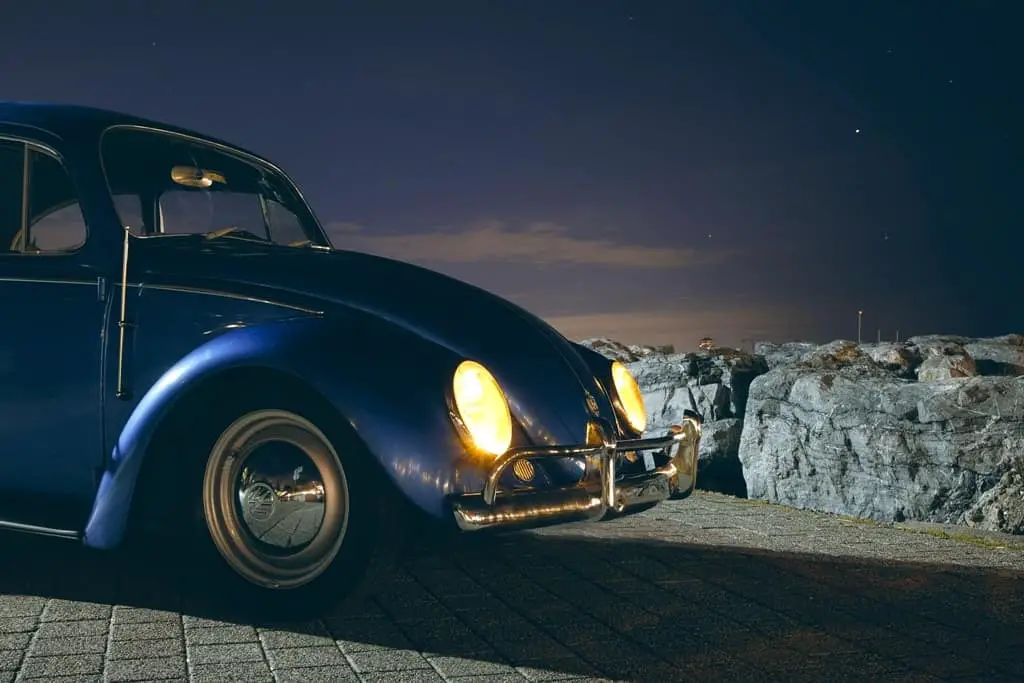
186,395 -> 402,619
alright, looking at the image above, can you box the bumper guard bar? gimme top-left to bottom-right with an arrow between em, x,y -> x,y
451,414 -> 702,531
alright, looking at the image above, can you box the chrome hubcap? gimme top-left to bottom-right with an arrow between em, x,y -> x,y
203,410 -> 349,590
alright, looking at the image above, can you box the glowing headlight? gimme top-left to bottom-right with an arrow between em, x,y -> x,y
611,361 -> 647,433
452,360 -> 513,456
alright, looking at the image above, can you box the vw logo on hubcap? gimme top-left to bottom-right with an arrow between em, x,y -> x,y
242,481 -> 277,522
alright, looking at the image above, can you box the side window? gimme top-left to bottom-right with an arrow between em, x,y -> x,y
265,199 -> 308,245
0,141 -> 21,251
0,138 -> 87,254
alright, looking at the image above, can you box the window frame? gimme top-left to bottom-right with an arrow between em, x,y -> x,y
97,124 -> 333,250
0,134 -> 90,257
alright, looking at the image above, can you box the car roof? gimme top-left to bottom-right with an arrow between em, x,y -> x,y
0,101 -> 269,164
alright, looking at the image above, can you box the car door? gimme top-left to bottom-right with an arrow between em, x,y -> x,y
0,136 -> 106,533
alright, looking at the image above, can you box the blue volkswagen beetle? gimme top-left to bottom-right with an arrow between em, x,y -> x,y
0,102 -> 702,615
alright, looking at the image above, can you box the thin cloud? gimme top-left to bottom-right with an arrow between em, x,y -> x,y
544,305 -> 818,350
325,219 -> 729,269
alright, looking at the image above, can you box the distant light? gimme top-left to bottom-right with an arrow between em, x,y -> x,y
855,128 -> 861,134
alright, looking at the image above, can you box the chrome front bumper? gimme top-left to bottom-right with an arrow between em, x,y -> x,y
450,416 -> 702,531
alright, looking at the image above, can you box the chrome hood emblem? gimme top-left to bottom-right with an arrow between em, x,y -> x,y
584,391 -> 600,418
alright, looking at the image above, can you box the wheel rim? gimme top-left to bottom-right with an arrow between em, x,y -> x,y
202,409 -> 350,590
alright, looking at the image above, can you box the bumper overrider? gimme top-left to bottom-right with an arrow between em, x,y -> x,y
450,415 -> 702,531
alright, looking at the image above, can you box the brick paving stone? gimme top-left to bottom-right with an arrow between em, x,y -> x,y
189,661 -> 275,683
359,671 -> 445,683
184,625 -> 258,646
264,644 -> 347,669
273,665 -> 359,682
0,619 -> 36,635
187,642 -> 265,666
0,650 -> 22,671
33,619 -> 108,640
0,634 -> 29,651
428,654 -> 520,678
104,655 -> 188,682
28,635 -> 107,657
347,648 -> 433,673
258,625 -> 334,649
107,636 -> 184,661
110,620 -> 181,642
18,653 -> 104,678
40,602 -> 110,622
0,492 -> 1021,681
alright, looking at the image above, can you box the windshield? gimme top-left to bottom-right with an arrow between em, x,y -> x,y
99,126 -> 331,249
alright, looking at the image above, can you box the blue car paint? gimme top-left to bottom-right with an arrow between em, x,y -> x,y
0,277 -> 104,510
128,237 -> 616,448
0,102 -> 623,547
85,313 -> 472,549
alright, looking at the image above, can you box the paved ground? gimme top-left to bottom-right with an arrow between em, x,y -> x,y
2,492 -> 1022,683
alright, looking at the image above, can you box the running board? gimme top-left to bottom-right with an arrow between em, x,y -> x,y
0,518 -> 81,540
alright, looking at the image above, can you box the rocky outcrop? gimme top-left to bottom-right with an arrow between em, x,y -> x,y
963,334 -> 1024,376
753,341 -> 818,370
738,337 -> 1024,535
581,333 -> 1024,536
577,338 -> 675,363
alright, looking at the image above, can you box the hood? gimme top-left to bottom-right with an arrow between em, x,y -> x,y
132,239 -> 616,445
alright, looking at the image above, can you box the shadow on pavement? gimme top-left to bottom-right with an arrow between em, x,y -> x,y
1,525 -> 1021,682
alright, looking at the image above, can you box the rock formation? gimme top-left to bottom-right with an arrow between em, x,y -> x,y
739,336 -> 1024,536
580,334 -> 1024,536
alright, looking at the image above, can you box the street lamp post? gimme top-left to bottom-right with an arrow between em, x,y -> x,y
857,309 -> 863,344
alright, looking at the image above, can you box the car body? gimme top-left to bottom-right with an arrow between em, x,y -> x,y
0,102 -> 702,613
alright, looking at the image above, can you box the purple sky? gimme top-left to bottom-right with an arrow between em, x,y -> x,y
1,1 -> 1018,349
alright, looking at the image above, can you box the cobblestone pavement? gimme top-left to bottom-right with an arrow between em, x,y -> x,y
2,492 -> 1022,683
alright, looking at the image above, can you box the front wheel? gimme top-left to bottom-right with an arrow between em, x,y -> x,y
195,404 -> 400,618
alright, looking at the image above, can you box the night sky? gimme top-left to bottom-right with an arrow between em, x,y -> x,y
2,1 -> 1019,350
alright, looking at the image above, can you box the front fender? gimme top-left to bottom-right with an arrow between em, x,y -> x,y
83,313 -> 483,549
